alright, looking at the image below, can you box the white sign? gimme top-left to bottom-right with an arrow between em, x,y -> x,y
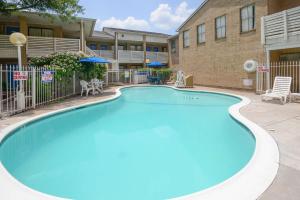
257,66 -> 270,73
13,71 -> 28,80
42,71 -> 54,83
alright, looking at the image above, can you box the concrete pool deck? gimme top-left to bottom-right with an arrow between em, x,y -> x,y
0,85 -> 299,200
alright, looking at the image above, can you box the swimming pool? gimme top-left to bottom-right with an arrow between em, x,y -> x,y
0,86 -> 278,200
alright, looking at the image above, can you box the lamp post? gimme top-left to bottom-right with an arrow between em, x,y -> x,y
9,32 -> 27,110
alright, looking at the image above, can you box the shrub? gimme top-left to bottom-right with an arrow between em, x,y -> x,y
153,68 -> 172,84
29,52 -> 106,80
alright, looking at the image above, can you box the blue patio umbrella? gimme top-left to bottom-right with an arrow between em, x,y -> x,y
147,61 -> 166,68
80,57 -> 111,64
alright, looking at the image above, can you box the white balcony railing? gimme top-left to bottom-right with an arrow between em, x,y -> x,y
262,6 -> 300,50
0,35 -> 81,58
27,36 -> 80,57
118,50 -> 144,63
146,52 -> 168,63
118,50 -> 168,64
93,50 -> 115,59
0,35 -> 18,58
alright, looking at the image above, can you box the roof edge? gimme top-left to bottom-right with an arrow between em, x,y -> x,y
176,0 -> 209,32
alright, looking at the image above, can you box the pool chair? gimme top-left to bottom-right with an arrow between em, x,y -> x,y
80,80 -> 93,97
175,71 -> 186,88
262,76 -> 292,104
91,78 -> 104,95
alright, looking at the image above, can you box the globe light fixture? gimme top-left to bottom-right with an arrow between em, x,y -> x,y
9,32 -> 27,68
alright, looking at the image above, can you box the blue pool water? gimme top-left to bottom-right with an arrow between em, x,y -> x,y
0,87 -> 255,200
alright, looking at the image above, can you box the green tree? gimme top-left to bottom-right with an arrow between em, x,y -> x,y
0,0 -> 84,20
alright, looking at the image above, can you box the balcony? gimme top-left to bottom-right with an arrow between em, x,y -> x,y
93,50 -> 115,60
0,35 -> 17,58
0,35 -> 81,58
262,6 -> 300,50
118,50 -> 168,64
27,36 -> 80,57
118,50 -> 144,63
146,52 -> 169,63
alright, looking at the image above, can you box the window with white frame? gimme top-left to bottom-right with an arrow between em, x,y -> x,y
241,5 -> 255,32
197,23 -> 206,44
183,30 -> 190,48
215,15 -> 226,39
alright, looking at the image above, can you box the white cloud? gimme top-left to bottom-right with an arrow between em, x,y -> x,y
96,17 -> 150,31
150,1 -> 195,31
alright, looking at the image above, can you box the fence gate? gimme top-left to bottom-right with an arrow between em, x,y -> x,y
256,61 -> 300,94
1,65 -> 79,117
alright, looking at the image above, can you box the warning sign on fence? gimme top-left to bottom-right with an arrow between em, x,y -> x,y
257,66 -> 270,73
13,71 -> 28,80
42,71 -> 54,83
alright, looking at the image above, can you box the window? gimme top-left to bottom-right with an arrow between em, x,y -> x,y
136,46 -> 143,51
171,40 -> 176,53
241,5 -> 255,32
197,23 -> 206,44
28,27 -> 54,37
183,30 -> 190,48
89,44 -> 97,50
146,47 -> 151,52
5,26 -> 20,34
100,45 -> 108,50
215,15 -> 226,39
153,47 -> 159,52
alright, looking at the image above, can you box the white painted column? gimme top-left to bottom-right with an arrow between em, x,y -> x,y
80,20 -> 85,52
143,35 -> 147,68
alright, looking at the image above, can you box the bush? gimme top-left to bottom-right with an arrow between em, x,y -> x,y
29,52 -> 106,80
153,68 -> 172,84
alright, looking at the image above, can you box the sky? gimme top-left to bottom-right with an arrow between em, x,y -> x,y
79,0 -> 203,34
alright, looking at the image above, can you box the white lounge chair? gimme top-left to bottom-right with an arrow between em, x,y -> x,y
262,76 -> 292,104
80,80 -> 93,97
175,70 -> 186,88
91,78 -> 104,95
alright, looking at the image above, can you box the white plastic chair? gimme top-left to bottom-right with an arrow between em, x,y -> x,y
91,78 -> 104,95
175,70 -> 186,88
262,76 -> 292,104
80,80 -> 93,97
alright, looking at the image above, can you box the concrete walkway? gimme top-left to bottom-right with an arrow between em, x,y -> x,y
0,86 -> 299,200
187,86 -> 300,200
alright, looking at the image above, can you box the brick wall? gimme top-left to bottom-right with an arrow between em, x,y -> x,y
174,0 -> 269,89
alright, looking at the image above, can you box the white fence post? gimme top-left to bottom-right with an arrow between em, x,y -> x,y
32,67 -> 36,109
106,72 -> 109,86
266,50 -> 271,90
129,69 -> 132,84
73,71 -> 76,95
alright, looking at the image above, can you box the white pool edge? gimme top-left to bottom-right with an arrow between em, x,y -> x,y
0,86 -> 279,200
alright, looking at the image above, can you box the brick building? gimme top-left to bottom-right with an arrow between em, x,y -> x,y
169,0 -> 300,89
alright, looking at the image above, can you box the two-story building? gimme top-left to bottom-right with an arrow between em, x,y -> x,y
169,0 -> 300,89
0,12 -> 169,69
